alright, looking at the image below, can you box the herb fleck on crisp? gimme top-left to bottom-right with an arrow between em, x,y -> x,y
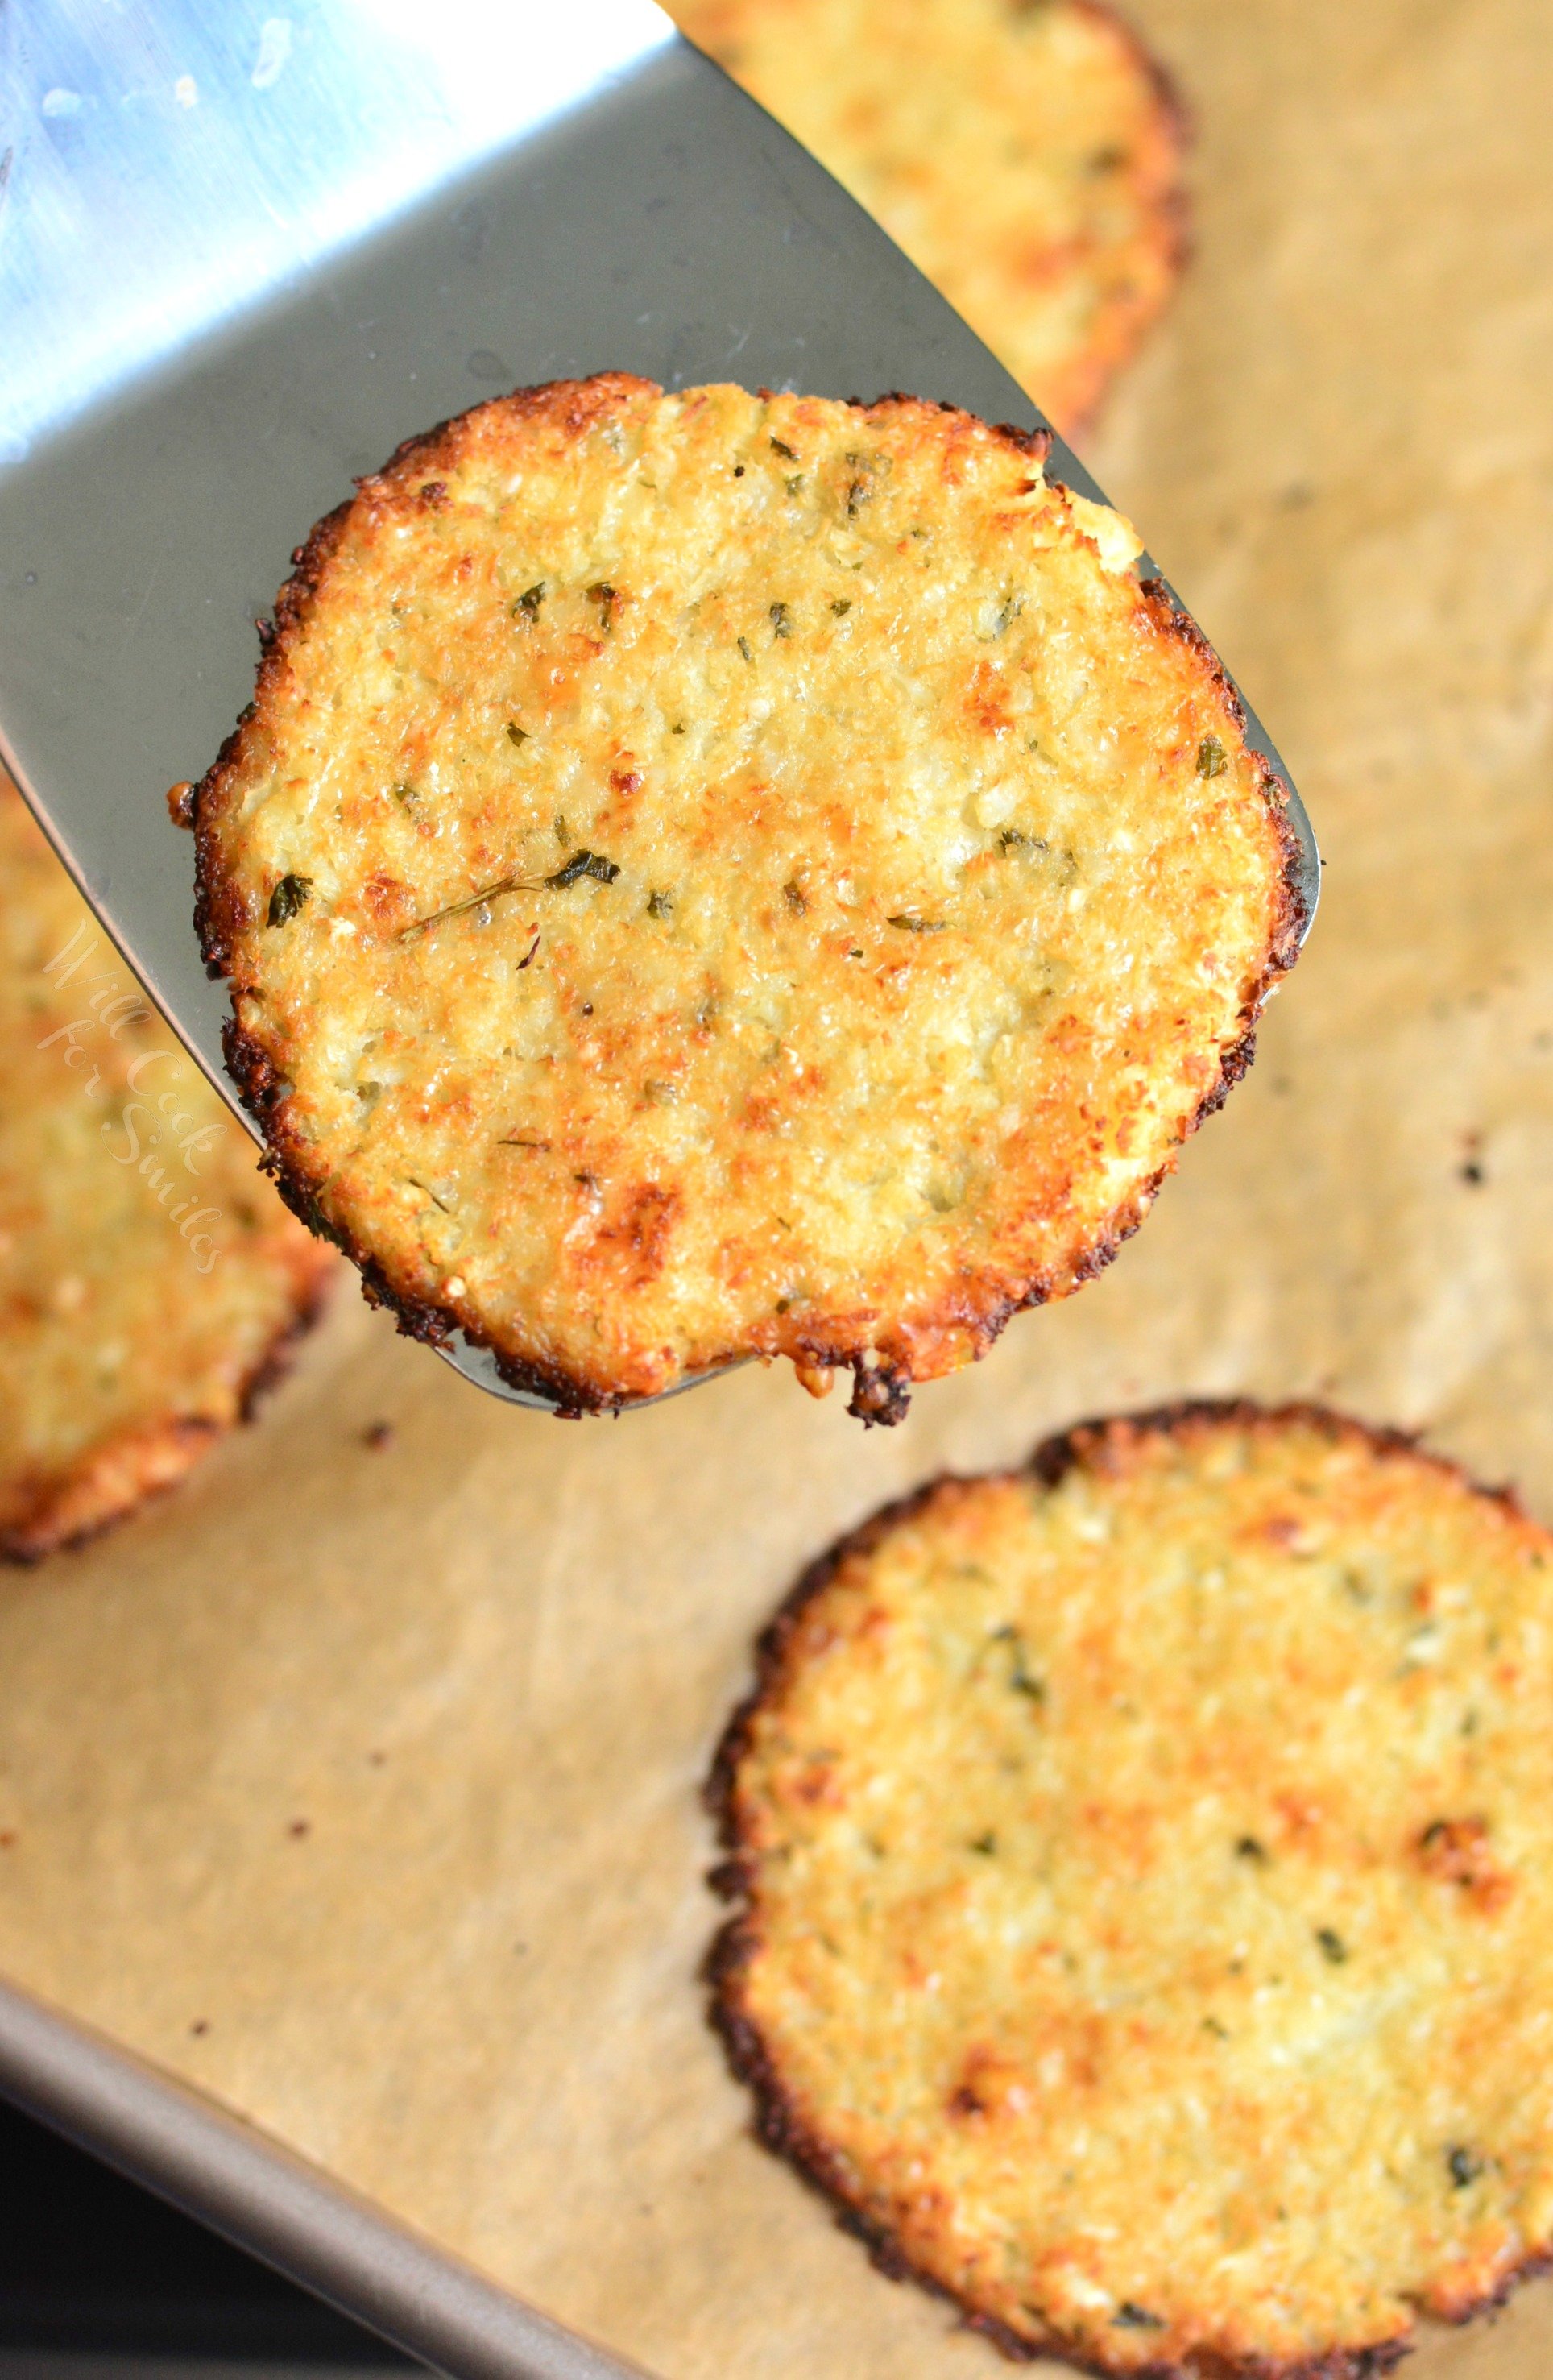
992,1624 -> 1045,1701
400,852 -> 619,939
1448,2146 -> 1485,2189
505,721 -> 528,746
586,580 -> 617,631
969,1831 -> 997,1856
546,849 -> 619,889
769,437 -> 797,460
400,877 -> 523,939
770,601 -> 793,639
267,874 -> 313,927
783,880 -> 807,915
511,583 -> 545,623
1197,735 -> 1228,777
830,599 -> 851,616
1315,1927 -> 1348,1964
888,914 -> 946,933
647,889 -> 673,919
738,635 -> 754,665
1113,2305 -> 1164,2332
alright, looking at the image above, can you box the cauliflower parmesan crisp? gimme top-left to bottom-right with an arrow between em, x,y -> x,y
710,1404 -> 1553,2374
669,0 -> 1187,436
194,377 -> 1302,1420
0,778 -> 334,1561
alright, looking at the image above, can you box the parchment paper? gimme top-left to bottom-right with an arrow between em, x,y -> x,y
1,0 -> 1550,2371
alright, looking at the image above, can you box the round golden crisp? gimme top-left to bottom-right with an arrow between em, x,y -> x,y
194,376 -> 1302,1421
0,777 -> 335,1562
710,1404 -> 1553,2374
668,0 -> 1186,437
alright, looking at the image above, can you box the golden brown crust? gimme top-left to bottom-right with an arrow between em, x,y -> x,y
708,1403 -> 1553,2373
667,0 -> 1190,437
0,1263 -> 332,1564
0,777 -> 338,1563
194,376 -> 1302,1420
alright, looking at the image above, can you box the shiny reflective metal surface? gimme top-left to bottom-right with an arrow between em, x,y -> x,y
0,1977 -> 653,2380
0,0 -> 1319,1402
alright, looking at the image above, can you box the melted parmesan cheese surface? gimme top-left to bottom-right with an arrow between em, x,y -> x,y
0,781 -> 333,1557
719,1409 -> 1553,2370
198,380 -> 1296,1412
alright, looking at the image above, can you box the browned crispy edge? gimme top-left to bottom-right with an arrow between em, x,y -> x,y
1038,0 -> 1195,440
704,1399 -> 1553,2376
193,376 -> 1307,1426
0,1243 -> 337,1565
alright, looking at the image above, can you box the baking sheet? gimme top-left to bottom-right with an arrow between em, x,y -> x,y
2,0 -> 1551,2372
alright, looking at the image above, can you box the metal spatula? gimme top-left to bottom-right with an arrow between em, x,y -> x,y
0,0 -> 1318,1416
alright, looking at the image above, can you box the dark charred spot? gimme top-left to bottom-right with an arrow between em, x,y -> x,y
848,1358 -> 911,1427
417,481 -> 449,510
